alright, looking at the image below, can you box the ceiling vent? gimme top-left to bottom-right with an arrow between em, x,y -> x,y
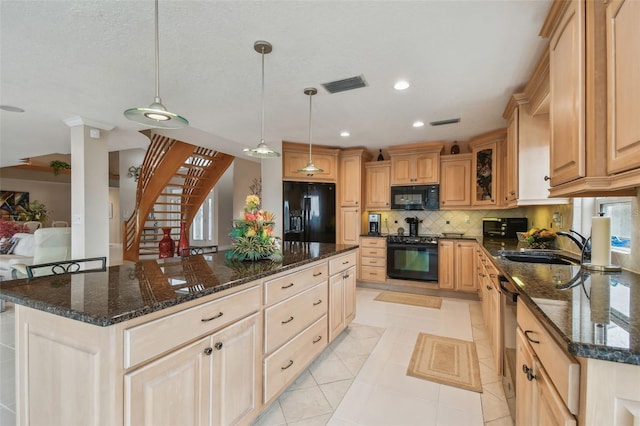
430,118 -> 461,126
321,75 -> 368,94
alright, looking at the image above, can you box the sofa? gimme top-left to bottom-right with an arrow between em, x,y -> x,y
0,228 -> 71,280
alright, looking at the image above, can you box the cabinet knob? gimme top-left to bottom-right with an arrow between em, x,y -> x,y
510,191 -> 516,196
522,364 -> 536,381
544,175 -> 550,181
486,285 -> 492,291
204,347 -> 213,355
214,342 -> 223,350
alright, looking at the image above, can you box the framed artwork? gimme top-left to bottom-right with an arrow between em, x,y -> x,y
0,191 -> 29,220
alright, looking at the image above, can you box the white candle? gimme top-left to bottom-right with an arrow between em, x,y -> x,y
591,216 -> 611,266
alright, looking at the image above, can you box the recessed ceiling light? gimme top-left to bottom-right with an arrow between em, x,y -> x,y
0,105 -> 25,113
413,121 -> 424,128
340,131 -> 350,137
394,80 -> 410,91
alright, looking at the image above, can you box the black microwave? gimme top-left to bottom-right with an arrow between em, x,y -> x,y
390,185 -> 439,210
482,217 -> 528,239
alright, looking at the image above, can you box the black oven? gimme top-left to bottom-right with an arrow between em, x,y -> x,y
386,235 -> 438,281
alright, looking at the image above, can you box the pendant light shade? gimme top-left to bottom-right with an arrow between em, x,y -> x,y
124,0 -> 188,129
298,87 -> 323,174
243,41 -> 280,158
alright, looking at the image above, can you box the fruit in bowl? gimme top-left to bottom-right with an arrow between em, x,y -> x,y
523,228 -> 556,248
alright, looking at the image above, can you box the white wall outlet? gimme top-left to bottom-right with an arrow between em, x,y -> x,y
72,214 -> 82,225
464,215 -> 470,223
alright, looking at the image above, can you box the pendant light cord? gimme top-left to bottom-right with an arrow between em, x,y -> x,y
308,92 -> 313,162
261,46 -> 265,142
154,0 -> 160,101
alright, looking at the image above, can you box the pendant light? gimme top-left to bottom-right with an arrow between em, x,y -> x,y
243,41 -> 280,158
297,87 -> 324,174
124,0 -> 188,129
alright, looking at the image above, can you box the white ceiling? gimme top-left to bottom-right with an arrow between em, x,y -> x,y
0,0 -> 552,167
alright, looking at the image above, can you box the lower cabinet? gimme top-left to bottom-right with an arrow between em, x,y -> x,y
125,313 -> 259,426
359,236 -> 386,282
516,328 -> 576,426
438,240 -> 477,292
329,252 -> 357,341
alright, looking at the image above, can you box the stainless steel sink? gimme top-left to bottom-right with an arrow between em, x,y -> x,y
499,250 -> 580,266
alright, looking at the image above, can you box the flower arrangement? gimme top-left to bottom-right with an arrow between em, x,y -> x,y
226,195 -> 282,262
17,200 -> 49,223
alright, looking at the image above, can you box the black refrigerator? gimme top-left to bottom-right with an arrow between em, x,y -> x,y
283,182 -> 336,243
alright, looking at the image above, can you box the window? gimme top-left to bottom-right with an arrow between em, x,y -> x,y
596,197 -> 632,251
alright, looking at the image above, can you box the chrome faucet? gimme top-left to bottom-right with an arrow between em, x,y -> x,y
556,230 -> 591,263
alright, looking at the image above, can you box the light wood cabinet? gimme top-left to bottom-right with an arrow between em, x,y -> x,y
548,0 -> 585,187
439,154 -> 471,209
338,207 -> 360,246
365,161 -> 391,210
329,252 -> 357,341
282,141 -> 339,182
125,313 -> 260,426
438,240 -> 477,292
541,0 -> 638,196
606,0 -> 640,175
388,143 -> 443,185
359,236 -> 386,282
469,129 -> 504,207
515,328 -> 577,426
477,250 -> 502,373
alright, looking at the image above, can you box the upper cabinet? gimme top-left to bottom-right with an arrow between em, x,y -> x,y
606,0 -> 640,175
541,0 -> 639,197
339,149 -> 371,207
388,143 -> 443,186
548,0 -> 586,187
282,142 -> 339,182
365,161 -> 391,211
439,154 -> 471,209
469,129 -> 505,208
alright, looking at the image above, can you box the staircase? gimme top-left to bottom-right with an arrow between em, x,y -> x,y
123,131 -> 234,262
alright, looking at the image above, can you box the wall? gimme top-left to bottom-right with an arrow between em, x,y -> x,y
108,187 -> 121,243
118,148 -> 146,221
0,177 -> 71,225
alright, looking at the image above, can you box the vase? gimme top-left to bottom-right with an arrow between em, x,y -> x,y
177,221 -> 189,256
158,227 -> 175,258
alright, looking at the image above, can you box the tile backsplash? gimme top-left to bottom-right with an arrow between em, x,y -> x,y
370,187 -> 639,274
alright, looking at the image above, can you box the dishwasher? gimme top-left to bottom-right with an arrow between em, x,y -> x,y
500,275 -> 519,422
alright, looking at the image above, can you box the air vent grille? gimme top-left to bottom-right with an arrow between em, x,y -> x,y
430,118 -> 461,126
322,75 -> 368,94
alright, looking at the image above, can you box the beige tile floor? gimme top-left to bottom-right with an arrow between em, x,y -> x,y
0,284 -> 512,426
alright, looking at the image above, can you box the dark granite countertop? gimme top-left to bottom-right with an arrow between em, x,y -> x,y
0,242 -> 357,327
481,238 -> 640,366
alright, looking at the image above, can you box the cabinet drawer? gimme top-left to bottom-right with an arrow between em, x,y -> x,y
361,237 -> 386,248
517,301 -> 580,414
264,316 -> 328,403
329,252 -> 357,275
264,282 -> 328,354
360,266 -> 386,282
360,247 -> 386,258
361,257 -> 385,268
264,262 -> 327,306
124,286 -> 260,369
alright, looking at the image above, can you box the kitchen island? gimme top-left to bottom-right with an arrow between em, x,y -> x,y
480,239 -> 640,425
0,242 -> 358,426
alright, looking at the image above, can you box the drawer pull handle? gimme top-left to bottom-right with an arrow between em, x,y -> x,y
201,312 -> 223,322
281,283 -> 294,289
371,272 -> 377,275
343,274 -> 350,279
342,260 -> 350,265
282,316 -> 294,324
524,330 -> 540,344
313,336 -> 322,344
281,360 -> 294,370
204,347 -> 213,356
313,272 -> 323,277
313,300 -> 322,306
489,274 -> 497,278
522,364 -> 536,381
370,261 -> 377,264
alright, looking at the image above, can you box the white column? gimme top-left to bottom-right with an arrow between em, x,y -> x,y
64,116 -> 113,262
